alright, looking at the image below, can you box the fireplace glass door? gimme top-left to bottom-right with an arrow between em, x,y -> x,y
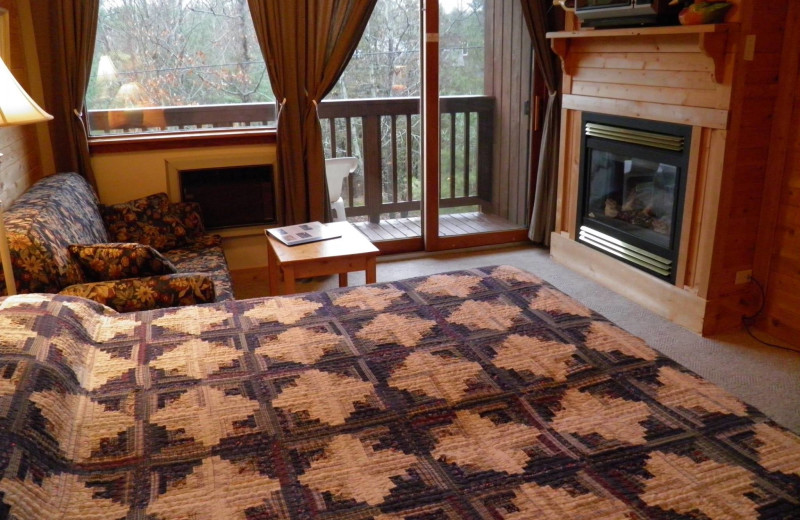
577,114 -> 691,282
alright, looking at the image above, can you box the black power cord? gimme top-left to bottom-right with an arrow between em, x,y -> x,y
741,276 -> 799,353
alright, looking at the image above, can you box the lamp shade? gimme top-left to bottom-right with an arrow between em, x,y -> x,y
0,56 -> 53,126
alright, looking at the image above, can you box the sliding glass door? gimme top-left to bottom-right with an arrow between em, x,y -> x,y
323,0 -> 534,252
431,0 -> 531,250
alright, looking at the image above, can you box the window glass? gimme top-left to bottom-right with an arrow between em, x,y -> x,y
326,0 -> 421,100
325,0 -> 484,101
86,0 -> 275,136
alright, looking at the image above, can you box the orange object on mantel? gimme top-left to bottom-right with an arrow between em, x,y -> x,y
679,1 -> 733,25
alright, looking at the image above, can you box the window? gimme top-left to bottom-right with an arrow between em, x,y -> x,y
86,0 -> 275,136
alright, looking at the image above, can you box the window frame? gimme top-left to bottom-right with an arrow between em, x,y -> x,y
86,0 -> 276,149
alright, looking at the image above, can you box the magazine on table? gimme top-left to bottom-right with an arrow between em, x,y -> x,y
265,221 -> 342,246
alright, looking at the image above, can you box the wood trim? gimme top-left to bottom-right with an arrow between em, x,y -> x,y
433,228 -> 529,251
0,8 -> 8,62
547,23 -> 733,40
570,81 -> 728,111
374,237 -> 425,255
550,232 -> 708,333
674,125 -> 703,288
693,128 -> 727,299
561,94 -> 729,129
752,1 -> 800,292
553,108 -> 570,234
698,31 -> 730,83
89,129 -> 276,154
528,53 -> 548,219
422,3 -> 440,250
565,110 -> 581,238
551,39 -> 568,81
17,0 -> 54,176
552,108 -> 581,239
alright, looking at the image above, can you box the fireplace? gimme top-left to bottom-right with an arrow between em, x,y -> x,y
179,164 -> 277,230
576,113 -> 691,283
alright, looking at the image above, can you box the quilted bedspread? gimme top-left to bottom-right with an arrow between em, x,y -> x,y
0,265 -> 798,519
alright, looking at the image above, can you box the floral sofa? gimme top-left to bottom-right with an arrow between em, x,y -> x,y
0,172 -> 233,311
0,265 -> 798,519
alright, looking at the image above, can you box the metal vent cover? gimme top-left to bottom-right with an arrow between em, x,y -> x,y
578,226 -> 672,277
585,123 -> 684,152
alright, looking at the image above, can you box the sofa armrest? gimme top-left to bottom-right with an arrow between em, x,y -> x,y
58,273 -> 216,312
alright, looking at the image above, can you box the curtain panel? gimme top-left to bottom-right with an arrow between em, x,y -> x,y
32,0 -> 99,188
248,0 -> 376,225
520,0 -> 562,245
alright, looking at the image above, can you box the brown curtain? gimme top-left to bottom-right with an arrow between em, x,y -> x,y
248,0 -> 376,224
32,0 -> 99,187
520,0 -> 561,245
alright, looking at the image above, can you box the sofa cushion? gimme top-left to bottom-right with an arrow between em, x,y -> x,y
2,173 -> 109,294
163,238 -> 234,301
69,243 -> 178,282
100,194 -> 205,252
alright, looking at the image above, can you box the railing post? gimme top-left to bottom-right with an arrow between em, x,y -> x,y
477,101 -> 494,208
362,113 -> 383,224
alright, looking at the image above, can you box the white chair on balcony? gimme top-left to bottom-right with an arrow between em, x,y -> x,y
325,157 -> 359,222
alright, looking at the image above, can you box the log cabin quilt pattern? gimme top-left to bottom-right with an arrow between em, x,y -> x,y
0,265 -> 798,519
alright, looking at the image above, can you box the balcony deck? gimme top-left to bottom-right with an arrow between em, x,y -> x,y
352,212 -> 523,242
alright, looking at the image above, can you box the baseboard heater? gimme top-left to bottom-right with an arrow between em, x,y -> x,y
578,226 -> 672,277
180,164 -> 276,230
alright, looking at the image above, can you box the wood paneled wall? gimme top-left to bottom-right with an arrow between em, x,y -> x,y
0,0 -> 46,205
485,0 -> 532,227
702,0 -> 791,333
754,1 -> 800,347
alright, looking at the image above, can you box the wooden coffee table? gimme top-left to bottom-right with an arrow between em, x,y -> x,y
266,221 -> 380,295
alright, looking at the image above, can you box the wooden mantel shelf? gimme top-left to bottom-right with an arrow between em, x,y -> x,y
547,23 -> 738,83
546,23 -> 733,40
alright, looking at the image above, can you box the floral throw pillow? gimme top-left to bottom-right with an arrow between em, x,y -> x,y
68,242 -> 178,282
100,193 -> 205,252
59,273 -> 216,312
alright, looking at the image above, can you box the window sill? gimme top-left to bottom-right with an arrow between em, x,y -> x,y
88,128 -> 277,154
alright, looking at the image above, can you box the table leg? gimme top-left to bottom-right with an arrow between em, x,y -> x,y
339,272 -> 348,287
267,243 -> 280,296
365,257 -> 376,284
283,265 -> 296,295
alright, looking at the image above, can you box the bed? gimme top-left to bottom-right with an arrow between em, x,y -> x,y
0,265 -> 798,519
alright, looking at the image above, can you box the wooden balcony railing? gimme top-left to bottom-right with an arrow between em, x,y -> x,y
318,96 -> 494,223
87,96 -> 494,225
87,103 -> 278,134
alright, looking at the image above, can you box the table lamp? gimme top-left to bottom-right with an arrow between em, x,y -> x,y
0,55 -> 53,296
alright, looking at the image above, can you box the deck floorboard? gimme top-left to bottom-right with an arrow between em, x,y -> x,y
352,212 -> 522,241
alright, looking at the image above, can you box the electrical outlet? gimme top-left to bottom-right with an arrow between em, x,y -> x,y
735,270 -> 752,285
744,35 -> 756,61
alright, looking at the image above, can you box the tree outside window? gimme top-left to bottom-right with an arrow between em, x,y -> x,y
86,0 -> 275,135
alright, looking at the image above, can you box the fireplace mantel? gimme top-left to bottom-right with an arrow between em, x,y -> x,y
548,24 -> 737,84
546,24 -> 738,129
547,8 -> 778,336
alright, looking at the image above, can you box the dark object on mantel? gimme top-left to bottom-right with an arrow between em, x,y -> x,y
554,0 -> 682,29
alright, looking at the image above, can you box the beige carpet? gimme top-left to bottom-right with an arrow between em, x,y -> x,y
234,243 -> 800,434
